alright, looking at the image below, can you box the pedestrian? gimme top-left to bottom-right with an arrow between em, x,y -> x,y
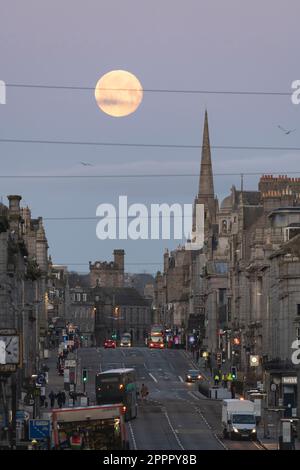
40,394 -> 46,407
230,382 -> 236,399
140,383 -> 149,401
49,390 -> 56,408
214,373 -> 220,386
61,391 -> 66,406
57,391 -> 63,408
196,349 -> 200,363
69,391 -> 76,406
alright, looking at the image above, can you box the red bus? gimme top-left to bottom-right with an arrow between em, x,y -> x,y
148,324 -> 164,349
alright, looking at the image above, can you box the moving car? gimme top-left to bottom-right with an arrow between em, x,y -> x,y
120,333 -> 131,347
185,369 -> 202,382
104,339 -> 116,349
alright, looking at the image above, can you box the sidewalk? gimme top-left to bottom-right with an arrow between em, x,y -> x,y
41,348 -> 65,414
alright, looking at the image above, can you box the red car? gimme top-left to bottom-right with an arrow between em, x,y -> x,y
104,339 -> 116,349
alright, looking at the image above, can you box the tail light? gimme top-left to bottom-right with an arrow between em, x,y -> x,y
150,343 -> 153,347
160,343 -> 164,348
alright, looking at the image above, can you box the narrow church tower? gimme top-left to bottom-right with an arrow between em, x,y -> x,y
193,110 -> 216,236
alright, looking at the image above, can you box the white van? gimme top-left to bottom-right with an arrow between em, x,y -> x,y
120,333 -> 132,347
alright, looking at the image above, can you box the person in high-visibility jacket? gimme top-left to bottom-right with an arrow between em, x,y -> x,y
214,374 -> 220,386
226,372 -> 233,382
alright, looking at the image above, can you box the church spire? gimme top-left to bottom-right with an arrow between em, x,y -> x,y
198,109 -> 214,199
192,110 -> 216,236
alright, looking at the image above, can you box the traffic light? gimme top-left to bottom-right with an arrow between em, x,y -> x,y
82,369 -> 88,383
231,366 -> 237,380
216,352 -> 222,364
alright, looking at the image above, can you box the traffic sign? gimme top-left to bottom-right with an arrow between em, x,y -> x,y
65,359 -> 76,368
29,419 -> 51,440
16,410 -> 30,422
36,373 -> 46,385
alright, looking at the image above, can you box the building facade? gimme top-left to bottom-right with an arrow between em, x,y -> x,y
0,195 -> 49,438
155,111 -> 300,416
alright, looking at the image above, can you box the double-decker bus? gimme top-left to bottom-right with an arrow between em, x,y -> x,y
51,404 -> 129,450
95,368 -> 137,420
150,324 -> 164,336
148,324 -> 164,349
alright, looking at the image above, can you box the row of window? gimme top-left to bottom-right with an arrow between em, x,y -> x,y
71,293 -> 88,302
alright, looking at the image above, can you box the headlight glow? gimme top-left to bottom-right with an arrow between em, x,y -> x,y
233,427 -> 239,433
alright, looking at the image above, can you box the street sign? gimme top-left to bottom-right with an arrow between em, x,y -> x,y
36,373 -> 46,385
80,396 -> 88,407
0,363 -> 17,372
65,359 -> 76,368
16,410 -> 30,422
0,328 -> 17,334
29,419 -> 51,440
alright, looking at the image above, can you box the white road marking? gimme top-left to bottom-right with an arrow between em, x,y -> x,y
181,395 -> 229,450
128,422 -> 137,450
149,373 -> 158,383
178,376 -> 184,382
252,440 -> 265,450
188,391 -> 200,400
164,412 -> 184,450
213,432 -> 228,450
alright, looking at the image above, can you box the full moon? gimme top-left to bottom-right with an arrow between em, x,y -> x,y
95,70 -> 143,117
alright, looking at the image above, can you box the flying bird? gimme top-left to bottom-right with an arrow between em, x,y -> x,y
277,125 -> 296,135
80,161 -> 93,166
